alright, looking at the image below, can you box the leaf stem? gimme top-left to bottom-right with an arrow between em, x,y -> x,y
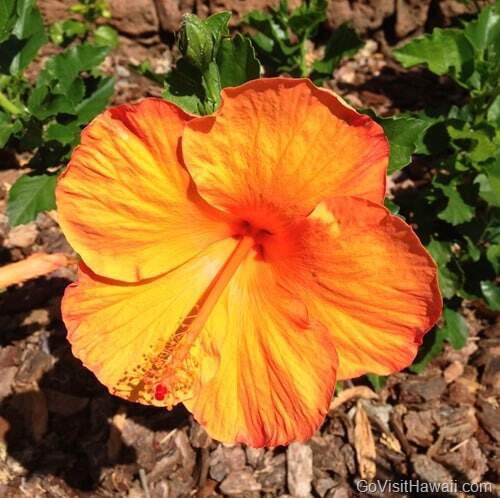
0,91 -> 23,115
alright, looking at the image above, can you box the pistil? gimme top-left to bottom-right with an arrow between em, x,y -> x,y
149,235 -> 256,404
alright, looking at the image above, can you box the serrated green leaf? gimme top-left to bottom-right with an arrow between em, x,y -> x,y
241,5 -> 302,74
379,115 -> 429,173
288,0 -> 327,36
27,80 -> 85,119
481,280 -> 500,310
7,173 -> 58,226
463,2 -> 500,53
94,25 -> 118,48
40,43 -> 109,93
435,181 -> 475,225
394,28 -> 474,85
216,34 -> 260,88
441,307 -> 468,349
474,155 -> 500,207
204,11 -> 231,40
448,125 -> 496,163
312,23 -> 363,79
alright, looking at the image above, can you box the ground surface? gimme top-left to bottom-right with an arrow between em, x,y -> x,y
0,1 -> 499,497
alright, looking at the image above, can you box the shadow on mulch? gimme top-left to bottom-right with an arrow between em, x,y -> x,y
0,276 -> 191,492
340,66 -> 469,113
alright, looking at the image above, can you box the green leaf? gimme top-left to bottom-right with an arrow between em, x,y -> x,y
481,280 -> 500,310
0,110 -> 22,147
379,115 -> 429,173
427,238 -> 460,299
434,181 -> 475,225
440,307 -> 468,349
163,58 -> 206,115
94,25 -> 118,48
463,2 -> 500,53
27,77 -> 86,120
130,60 -> 165,85
288,0 -> 327,36
384,198 -> 400,215
415,310 -> 472,368
42,43 -> 109,92
216,34 -> 260,88
50,19 -> 87,45
448,125 -> 496,163
7,173 -> 58,226
427,238 -> 451,267
394,28 -> 474,85
0,0 -> 17,42
487,95 -> 500,127
474,154 -> 500,207
45,121 -> 80,145
241,5 -> 302,75
0,0 -> 48,74
75,76 -> 114,124
312,23 -> 363,78
410,327 -> 446,373
365,373 -> 387,391
486,244 -> 500,273
464,236 -> 481,262
49,20 -> 67,45
204,11 -> 232,40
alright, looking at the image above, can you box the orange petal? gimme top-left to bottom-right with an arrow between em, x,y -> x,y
184,250 -> 338,448
263,197 -> 442,380
0,253 -> 68,288
56,98 -> 230,282
61,237 -> 238,407
182,78 -> 388,220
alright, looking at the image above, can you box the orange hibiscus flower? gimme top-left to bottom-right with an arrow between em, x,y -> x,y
56,78 -> 441,447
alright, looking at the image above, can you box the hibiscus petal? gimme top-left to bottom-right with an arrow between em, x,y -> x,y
264,196 -> 442,380
62,237 -> 238,406
184,252 -> 338,448
56,98 -> 230,282
182,78 -> 388,220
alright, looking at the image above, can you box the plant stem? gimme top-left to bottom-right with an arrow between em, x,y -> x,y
0,91 -> 23,115
201,62 -> 222,114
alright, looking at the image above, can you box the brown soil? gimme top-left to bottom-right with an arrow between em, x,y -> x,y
1,1 -> 498,497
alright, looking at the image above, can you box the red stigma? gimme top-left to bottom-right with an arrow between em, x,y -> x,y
154,383 -> 168,401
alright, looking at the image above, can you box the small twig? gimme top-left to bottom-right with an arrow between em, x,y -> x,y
197,448 -> 210,488
450,438 -> 469,452
139,468 -> 151,498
